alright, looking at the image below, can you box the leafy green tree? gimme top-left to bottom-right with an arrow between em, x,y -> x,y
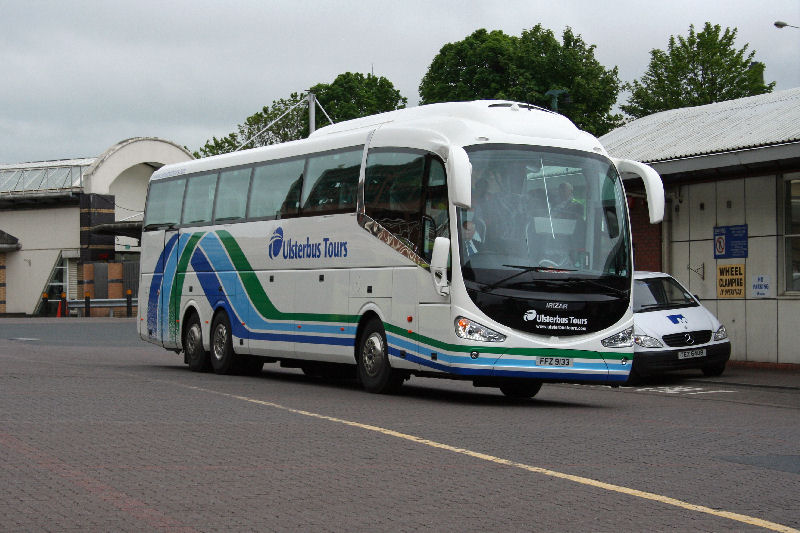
194,73 -> 406,158
419,26 -> 623,136
194,93 -> 310,158
622,22 -> 775,119
310,72 -> 407,126
418,29 -> 516,103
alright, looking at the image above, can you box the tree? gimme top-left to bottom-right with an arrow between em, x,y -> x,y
622,22 -> 775,119
310,72 -> 407,126
418,26 -> 623,136
194,73 -> 407,158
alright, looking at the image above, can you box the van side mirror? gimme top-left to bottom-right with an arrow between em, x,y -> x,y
430,237 -> 451,296
612,158 -> 664,224
447,146 -> 472,209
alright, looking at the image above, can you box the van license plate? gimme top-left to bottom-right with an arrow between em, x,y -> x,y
537,357 -> 572,367
678,349 -> 706,359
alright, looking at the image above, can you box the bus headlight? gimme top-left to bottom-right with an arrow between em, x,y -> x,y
601,326 -> 634,348
455,317 -> 506,342
633,334 -> 663,348
714,325 -> 728,341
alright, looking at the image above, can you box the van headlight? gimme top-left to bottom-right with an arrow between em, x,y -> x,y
634,334 -> 663,348
714,325 -> 728,341
601,326 -> 634,348
455,317 -> 506,342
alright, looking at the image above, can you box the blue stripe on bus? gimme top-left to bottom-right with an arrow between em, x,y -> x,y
147,233 -> 179,338
190,246 -> 354,348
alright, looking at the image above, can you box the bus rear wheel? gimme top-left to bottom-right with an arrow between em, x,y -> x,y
499,380 -> 542,399
210,312 -> 237,375
357,319 -> 404,394
184,313 -> 210,372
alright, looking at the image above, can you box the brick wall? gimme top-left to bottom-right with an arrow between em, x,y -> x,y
628,194 -> 662,272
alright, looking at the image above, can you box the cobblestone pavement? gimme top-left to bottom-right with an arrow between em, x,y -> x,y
0,319 -> 798,532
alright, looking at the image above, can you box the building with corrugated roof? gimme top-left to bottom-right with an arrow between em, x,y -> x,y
601,87 -> 800,365
0,138 -> 192,315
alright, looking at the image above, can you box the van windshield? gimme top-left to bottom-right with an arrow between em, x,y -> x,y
633,276 -> 698,312
457,144 -> 631,296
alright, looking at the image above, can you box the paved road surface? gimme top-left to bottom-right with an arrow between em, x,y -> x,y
0,318 -> 798,532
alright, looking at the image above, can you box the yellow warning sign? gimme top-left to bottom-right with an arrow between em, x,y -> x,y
717,263 -> 745,298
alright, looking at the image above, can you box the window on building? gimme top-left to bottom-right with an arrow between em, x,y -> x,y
785,178 -> 800,292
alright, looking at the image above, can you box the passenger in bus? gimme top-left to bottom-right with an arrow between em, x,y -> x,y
474,169 -> 526,253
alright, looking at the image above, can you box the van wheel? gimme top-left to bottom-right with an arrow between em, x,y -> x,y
184,313 -> 210,372
357,319 -> 404,393
210,312 -> 237,375
499,381 -> 542,399
702,362 -> 726,377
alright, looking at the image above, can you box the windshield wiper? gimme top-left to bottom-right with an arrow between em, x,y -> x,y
482,264 -> 576,291
564,277 -> 628,296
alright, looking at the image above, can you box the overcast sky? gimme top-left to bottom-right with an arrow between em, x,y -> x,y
1,0 -> 798,163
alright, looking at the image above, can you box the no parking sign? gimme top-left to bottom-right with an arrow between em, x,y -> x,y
714,225 -> 748,259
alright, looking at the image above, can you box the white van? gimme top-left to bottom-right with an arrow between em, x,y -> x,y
632,271 -> 730,379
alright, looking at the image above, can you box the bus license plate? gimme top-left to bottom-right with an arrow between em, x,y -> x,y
678,348 -> 706,359
537,357 -> 572,367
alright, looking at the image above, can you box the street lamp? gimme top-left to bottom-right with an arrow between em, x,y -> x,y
774,21 -> 799,29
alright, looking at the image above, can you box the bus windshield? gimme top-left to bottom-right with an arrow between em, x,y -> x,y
458,145 -> 631,295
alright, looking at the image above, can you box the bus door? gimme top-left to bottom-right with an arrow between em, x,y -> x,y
415,158 -> 454,373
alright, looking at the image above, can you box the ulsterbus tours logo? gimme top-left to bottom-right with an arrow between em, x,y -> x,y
268,227 -> 284,259
268,226 -> 348,260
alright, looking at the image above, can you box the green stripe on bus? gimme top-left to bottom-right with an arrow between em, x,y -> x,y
385,322 -> 626,360
169,232 -> 204,339
216,230 -> 358,324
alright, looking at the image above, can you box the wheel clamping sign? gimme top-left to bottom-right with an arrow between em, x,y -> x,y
717,263 -> 745,298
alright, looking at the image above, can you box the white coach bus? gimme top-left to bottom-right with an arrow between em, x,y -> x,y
138,101 -> 664,398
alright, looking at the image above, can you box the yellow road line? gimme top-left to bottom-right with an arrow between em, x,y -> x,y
189,385 -> 798,533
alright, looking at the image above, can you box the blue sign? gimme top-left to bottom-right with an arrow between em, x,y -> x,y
714,225 -> 748,259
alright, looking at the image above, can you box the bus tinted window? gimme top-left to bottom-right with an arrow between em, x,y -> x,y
181,173 -> 217,225
248,159 -> 304,219
301,148 -> 362,215
365,151 -> 425,251
214,167 -> 251,222
144,178 -> 186,227
423,158 -> 450,262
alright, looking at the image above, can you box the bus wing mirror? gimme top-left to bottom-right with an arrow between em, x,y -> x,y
448,146 -> 472,209
613,158 -> 664,224
430,237 -> 451,296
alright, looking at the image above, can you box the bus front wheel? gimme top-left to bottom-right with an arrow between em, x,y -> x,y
357,319 -> 404,394
210,312 -> 237,375
184,313 -> 210,372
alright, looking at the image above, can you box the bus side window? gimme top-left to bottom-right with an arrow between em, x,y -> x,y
214,167 -> 251,222
301,148 -> 362,215
422,158 -> 449,263
248,158 -> 305,220
181,172 -> 218,225
144,178 -> 186,227
364,150 -> 425,251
